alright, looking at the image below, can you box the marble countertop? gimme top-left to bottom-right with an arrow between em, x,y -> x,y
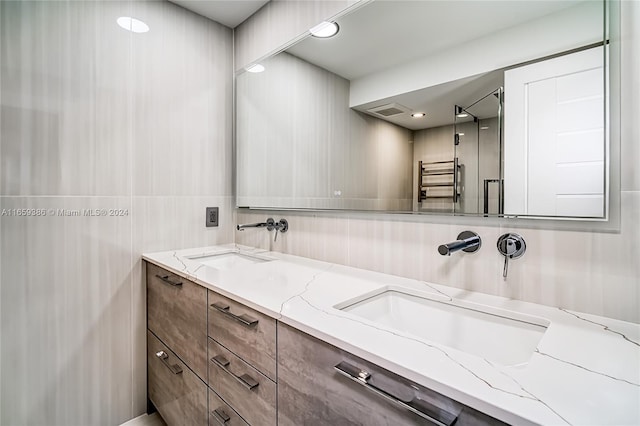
143,244 -> 640,426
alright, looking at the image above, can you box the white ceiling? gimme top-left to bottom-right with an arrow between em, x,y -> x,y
287,0 -> 582,80
284,0 -> 587,130
287,0 -> 583,81
168,0 -> 269,28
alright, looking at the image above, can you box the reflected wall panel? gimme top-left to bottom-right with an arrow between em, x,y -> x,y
236,52 -> 413,211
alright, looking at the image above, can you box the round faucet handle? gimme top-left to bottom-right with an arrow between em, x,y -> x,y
497,233 -> 526,259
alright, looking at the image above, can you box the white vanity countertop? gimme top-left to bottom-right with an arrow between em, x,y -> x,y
143,244 -> 640,426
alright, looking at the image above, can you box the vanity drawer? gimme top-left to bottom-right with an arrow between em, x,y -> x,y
207,290 -> 276,381
208,338 -> 277,426
147,262 -> 208,380
209,388 -> 249,426
277,323 -> 508,426
148,331 -> 207,426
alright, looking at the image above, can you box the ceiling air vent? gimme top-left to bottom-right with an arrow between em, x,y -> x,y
367,103 -> 411,117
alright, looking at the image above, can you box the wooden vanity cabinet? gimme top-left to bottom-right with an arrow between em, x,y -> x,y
147,331 -> 207,426
146,261 -> 508,426
207,290 -> 277,381
277,323 -> 508,426
209,388 -> 249,426
147,262 -> 208,380
146,262 -> 208,425
207,338 -> 277,425
207,289 -> 278,426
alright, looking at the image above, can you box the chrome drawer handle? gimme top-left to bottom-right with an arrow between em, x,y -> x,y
211,302 -> 258,327
212,408 -> 231,425
334,361 -> 458,426
155,351 -> 183,375
155,274 -> 182,287
211,354 -> 259,390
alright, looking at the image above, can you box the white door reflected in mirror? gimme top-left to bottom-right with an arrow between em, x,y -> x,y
504,46 -> 606,218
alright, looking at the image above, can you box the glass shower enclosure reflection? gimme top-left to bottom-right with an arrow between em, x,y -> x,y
453,88 -> 503,215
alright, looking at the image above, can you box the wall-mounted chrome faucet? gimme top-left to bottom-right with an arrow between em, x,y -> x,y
236,217 -> 288,242
438,231 -> 481,256
497,233 -> 526,278
236,221 -> 270,230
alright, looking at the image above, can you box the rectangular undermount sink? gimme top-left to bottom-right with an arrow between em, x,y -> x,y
337,288 -> 549,367
185,250 -> 272,271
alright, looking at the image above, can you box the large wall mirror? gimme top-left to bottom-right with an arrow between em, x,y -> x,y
236,0 -> 610,220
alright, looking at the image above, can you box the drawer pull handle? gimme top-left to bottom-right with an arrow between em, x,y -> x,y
155,351 -> 183,375
211,354 -> 259,390
155,274 -> 182,287
334,361 -> 458,426
212,408 -> 231,425
211,302 -> 258,327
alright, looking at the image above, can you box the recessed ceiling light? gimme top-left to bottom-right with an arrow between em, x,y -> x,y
456,113 -> 469,118
246,64 -> 265,73
310,21 -> 339,38
480,126 -> 490,130
117,16 -> 149,33
411,112 -> 426,118
458,133 -> 465,136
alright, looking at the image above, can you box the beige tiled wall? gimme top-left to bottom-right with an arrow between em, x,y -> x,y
0,1 -> 234,424
236,0 -> 640,325
620,0 -> 640,193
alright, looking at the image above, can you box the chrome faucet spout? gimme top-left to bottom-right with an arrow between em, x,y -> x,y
236,222 -> 270,231
438,231 -> 481,256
